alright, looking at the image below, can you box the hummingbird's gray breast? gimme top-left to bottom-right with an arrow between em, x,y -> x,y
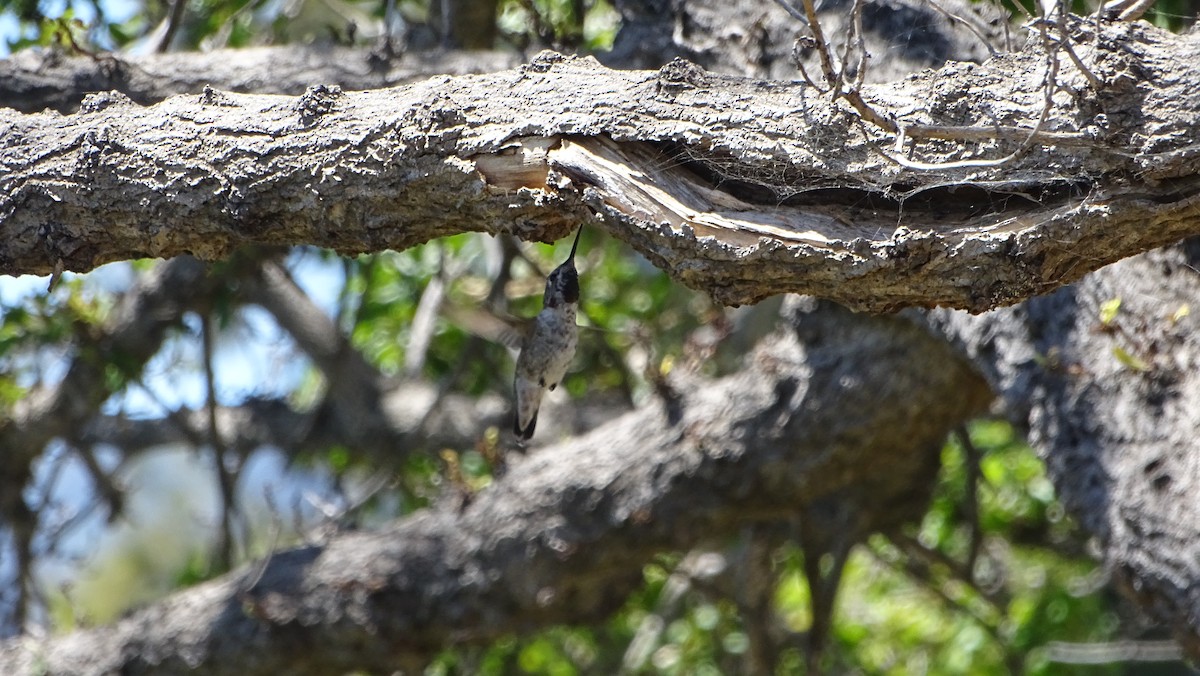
516,306 -> 578,387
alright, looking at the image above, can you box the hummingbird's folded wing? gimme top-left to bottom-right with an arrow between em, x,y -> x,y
441,304 -> 531,355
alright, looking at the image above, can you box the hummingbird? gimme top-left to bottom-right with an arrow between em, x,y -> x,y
513,228 -> 583,441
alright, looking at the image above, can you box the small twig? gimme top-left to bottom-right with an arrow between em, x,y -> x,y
791,44 -> 827,92
405,243 -> 449,377
51,19 -> 108,63
240,486 -> 283,593
902,123 -> 1089,146
802,0 -> 897,132
733,527 -> 784,674
797,513 -> 855,675
920,0 -> 1000,57
774,0 -> 808,23
156,0 -> 188,53
619,550 -> 727,674
850,0 -> 872,91
202,312 -> 240,571
123,375 -> 210,452
31,493 -> 105,559
1099,0 -> 1157,22
321,473 -> 391,537
872,19 -> 1061,171
836,0 -> 863,88
8,498 -> 36,633
797,0 -> 839,91
1050,18 -> 1103,90
956,425 -> 984,581
71,441 -> 124,520
785,0 -> 1079,170
336,256 -> 359,332
871,538 -> 1006,643
890,532 -> 1010,608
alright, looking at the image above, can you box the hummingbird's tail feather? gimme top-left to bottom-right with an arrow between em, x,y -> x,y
513,375 -> 544,441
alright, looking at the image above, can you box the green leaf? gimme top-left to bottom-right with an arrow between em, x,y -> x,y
1098,297 -> 1121,326
1112,346 -> 1149,372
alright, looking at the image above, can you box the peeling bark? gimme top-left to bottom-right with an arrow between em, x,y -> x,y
3,22 -> 1200,312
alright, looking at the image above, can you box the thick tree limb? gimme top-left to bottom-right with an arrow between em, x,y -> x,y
3,21 -> 1200,312
0,300 -> 991,675
0,0 -> 1005,116
0,46 -> 521,114
4,1 -> 1200,663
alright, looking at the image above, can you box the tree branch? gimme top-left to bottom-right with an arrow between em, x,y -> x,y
0,46 -> 522,114
0,300 -> 992,675
76,383 -> 513,461
4,23 -> 1200,311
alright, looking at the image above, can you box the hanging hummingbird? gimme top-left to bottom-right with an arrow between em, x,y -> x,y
513,228 -> 583,441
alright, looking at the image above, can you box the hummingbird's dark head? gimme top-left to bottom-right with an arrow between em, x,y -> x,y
544,260 -> 579,307
542,229 -> 582,307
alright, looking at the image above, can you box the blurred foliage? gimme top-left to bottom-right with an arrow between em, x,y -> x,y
344,230 -> 708,403
0,0 -> 620,53
0,274 -> 112,407
1,0 -> 1196,54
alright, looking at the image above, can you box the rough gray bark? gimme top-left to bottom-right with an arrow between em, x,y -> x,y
0,0 -> 1005,115
0,300 -> 991,675
3,21 -> 1200,312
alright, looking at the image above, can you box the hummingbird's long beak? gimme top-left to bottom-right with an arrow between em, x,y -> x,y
567,228 -> 582,265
